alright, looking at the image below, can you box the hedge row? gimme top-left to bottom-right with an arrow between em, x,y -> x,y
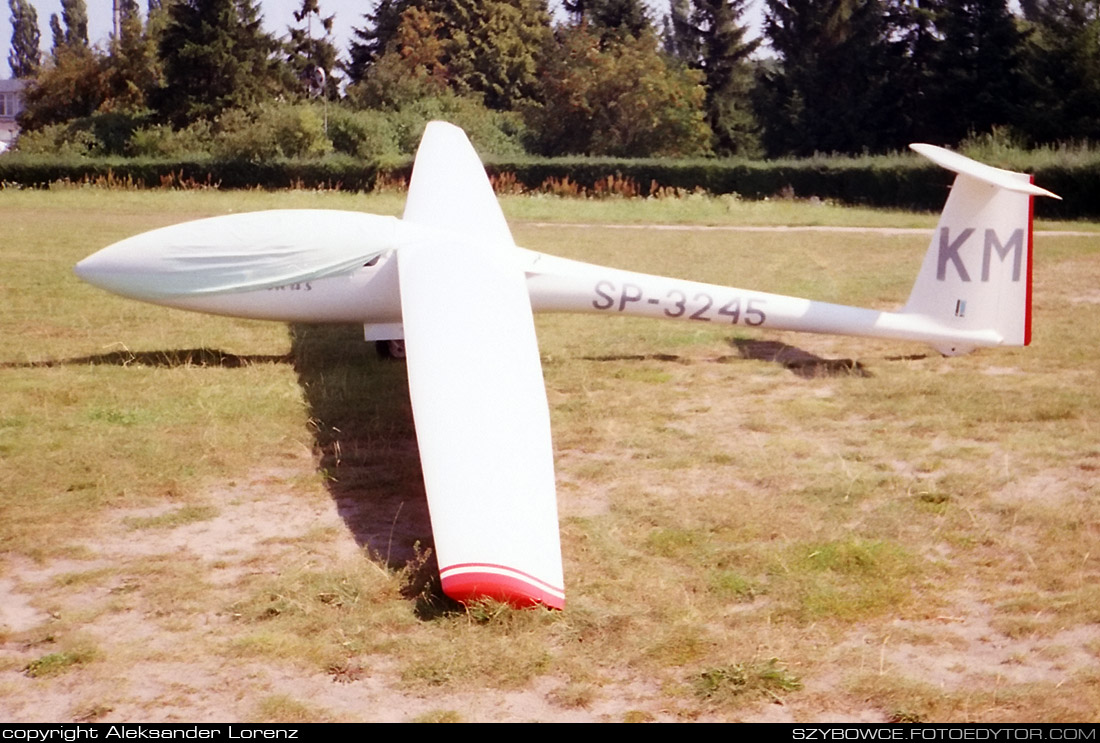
0,155 -> 381,192
478,156 -> 1098,220
0,153 -> 1094,220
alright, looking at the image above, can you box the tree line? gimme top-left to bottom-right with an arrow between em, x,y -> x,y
5,0 -> 1099,160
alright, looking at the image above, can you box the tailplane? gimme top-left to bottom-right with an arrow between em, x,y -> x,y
903,145 -> 1059,356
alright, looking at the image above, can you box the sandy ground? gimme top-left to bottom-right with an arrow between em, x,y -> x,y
0,463 -> 704,722
3,425 -> 1096,722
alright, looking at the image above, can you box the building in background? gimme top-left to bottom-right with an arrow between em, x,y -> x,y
0,79 -> 26,151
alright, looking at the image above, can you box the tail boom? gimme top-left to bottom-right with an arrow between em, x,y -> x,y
522,146 -> 1057,356
523,252 -> 1005,350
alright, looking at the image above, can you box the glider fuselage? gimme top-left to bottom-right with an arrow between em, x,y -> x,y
141,233 -> 1004,352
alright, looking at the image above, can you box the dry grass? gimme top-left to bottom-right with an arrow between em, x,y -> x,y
1,188 -> 1097,721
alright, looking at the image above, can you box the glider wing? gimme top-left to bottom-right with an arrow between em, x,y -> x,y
396,121 -> 562,608
398,236 -> 564,608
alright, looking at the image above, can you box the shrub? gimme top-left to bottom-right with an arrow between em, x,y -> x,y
14,123 -> 101,157
127,121 -> 213,158
15,111 -> 150,157
385,93 -> 527,156
212,104 -> 333,162
267,104 -> 333,159
327,108 -> 400,159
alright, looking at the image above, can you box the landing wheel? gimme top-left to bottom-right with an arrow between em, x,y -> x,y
375,339 -> 406,360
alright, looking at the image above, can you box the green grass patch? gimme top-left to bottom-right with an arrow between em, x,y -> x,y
253,695 -> 331,723
124,505 -> 219,530
23,642 -> 99,678
772,539 -> 918,620
692,658 -> 803,704
410,709 -> 463,723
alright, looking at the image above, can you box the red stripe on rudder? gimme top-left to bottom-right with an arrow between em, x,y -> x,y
1025,177 -> 1035,346
441,570 -> 565,610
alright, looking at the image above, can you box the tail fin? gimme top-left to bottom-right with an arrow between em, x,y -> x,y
903,144 -> 1060,356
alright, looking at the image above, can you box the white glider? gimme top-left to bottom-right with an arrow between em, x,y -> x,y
75,122 -> 1059,609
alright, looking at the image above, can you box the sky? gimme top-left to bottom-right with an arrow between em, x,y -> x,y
1,0 -> 364,77
1,0 -> 766,80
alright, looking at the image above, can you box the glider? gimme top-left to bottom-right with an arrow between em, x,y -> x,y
75,122 -> 1059,610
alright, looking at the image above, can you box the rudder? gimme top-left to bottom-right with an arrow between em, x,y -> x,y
903,145 -> 1059,355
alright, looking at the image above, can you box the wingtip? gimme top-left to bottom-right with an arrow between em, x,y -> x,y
420,120 -> 471,147
440,564 -> 565,610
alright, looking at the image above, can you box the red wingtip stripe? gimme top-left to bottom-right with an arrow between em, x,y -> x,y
440,563 -> 565,610
1025,176 -> 1035,346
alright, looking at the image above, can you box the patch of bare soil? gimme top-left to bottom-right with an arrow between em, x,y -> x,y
0,464 -> 694,722
0,576 -> 52,633
846,594 -> 1096,688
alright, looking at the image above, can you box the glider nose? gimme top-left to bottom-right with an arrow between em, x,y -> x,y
75,238 -> 160,300
76,244 -> 133,292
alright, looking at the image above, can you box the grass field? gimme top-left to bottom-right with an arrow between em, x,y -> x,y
1,187 -> 1098,722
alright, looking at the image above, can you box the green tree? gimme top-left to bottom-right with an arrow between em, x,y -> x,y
885,0 -> 940,144
50,0 -> 89,54
348,0 -> 551,111
285,0 -> 340,99
921,0 -> 1030,144
668,0 -> 760,155
101,0 -> 161,112
664,0 -> 697,59
19,45 -> 106,130
345,0 -> 406,85
756,0 -> 903,155
591,0 -> 651,37
1019,0 -> 1098,142
21,4 -> 158,141
345,5 -> 451,109
566,0 -> 651,38
112,0 -> 140,38
527,25 -> 712,156
435,0 -> 551,109
155,0 -> 288,125
8,0 -> 41,78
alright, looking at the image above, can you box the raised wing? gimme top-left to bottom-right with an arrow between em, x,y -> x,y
397,122 -> 563,608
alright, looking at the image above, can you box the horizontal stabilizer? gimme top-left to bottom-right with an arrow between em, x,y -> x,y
910,144 -> 1060,200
